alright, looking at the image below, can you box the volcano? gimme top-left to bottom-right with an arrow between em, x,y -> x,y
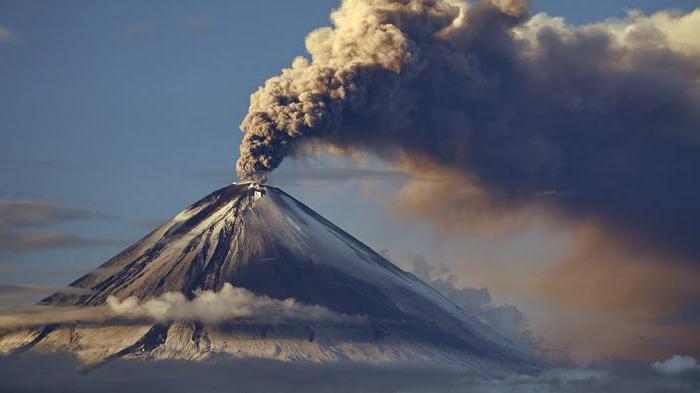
0,183 -> 544,374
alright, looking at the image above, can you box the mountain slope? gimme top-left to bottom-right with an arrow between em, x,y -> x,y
1,183 -> 544,373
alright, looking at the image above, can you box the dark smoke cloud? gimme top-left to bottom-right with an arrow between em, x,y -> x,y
236,0 -> 700,262
1,353 -> 700,393
268,167 -> 419,187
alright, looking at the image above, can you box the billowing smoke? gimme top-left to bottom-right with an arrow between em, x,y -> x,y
236,0 -> 700,263
237,0 -> 465,181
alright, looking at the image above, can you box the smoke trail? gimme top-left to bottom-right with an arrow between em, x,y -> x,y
236,0 -> 700,263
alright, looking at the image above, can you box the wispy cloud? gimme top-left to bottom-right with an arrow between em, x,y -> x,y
116,21 -> 159,40
0,199 -> 111,229
117,15 -> 218,40
0,232 -> 114,254
180,16 -> 218,32
0,283 -> 89,298
0,199 -> 114,257
0,283 -> 360,330
0,265 -> 109,279
0,283 -> 90,310
133,219 -> 167,230
0,25 -> 16,43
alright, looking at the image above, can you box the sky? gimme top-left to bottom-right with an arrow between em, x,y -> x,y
1,0 -> 700,366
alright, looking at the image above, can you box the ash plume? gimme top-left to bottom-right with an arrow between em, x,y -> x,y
237,0 -> 700,263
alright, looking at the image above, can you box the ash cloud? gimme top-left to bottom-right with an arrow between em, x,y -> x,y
529,223 -> 700,362
236,0 -> 700,263
0,283 -> 358,330
268,167 -> 414,185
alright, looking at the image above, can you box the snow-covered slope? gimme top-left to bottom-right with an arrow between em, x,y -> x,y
0,183 -> 544,374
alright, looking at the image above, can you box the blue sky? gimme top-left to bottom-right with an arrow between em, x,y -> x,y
0,0 -> 695,289
1,0 -> 699,361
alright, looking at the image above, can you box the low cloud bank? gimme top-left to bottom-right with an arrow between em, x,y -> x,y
0,353 -> 699,393
106,283 -> 358,324
0,284 -> 358,330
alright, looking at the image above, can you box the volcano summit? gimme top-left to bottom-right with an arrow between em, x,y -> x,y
0,183 -> 543,374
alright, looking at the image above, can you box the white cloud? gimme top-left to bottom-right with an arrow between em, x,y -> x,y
653,355 -> 700,375
599,8 -> 700,54
0,283 -> 360,329
107,283 -> 360,324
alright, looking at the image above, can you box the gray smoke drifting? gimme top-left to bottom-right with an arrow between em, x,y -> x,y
236,0 -> 700,262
